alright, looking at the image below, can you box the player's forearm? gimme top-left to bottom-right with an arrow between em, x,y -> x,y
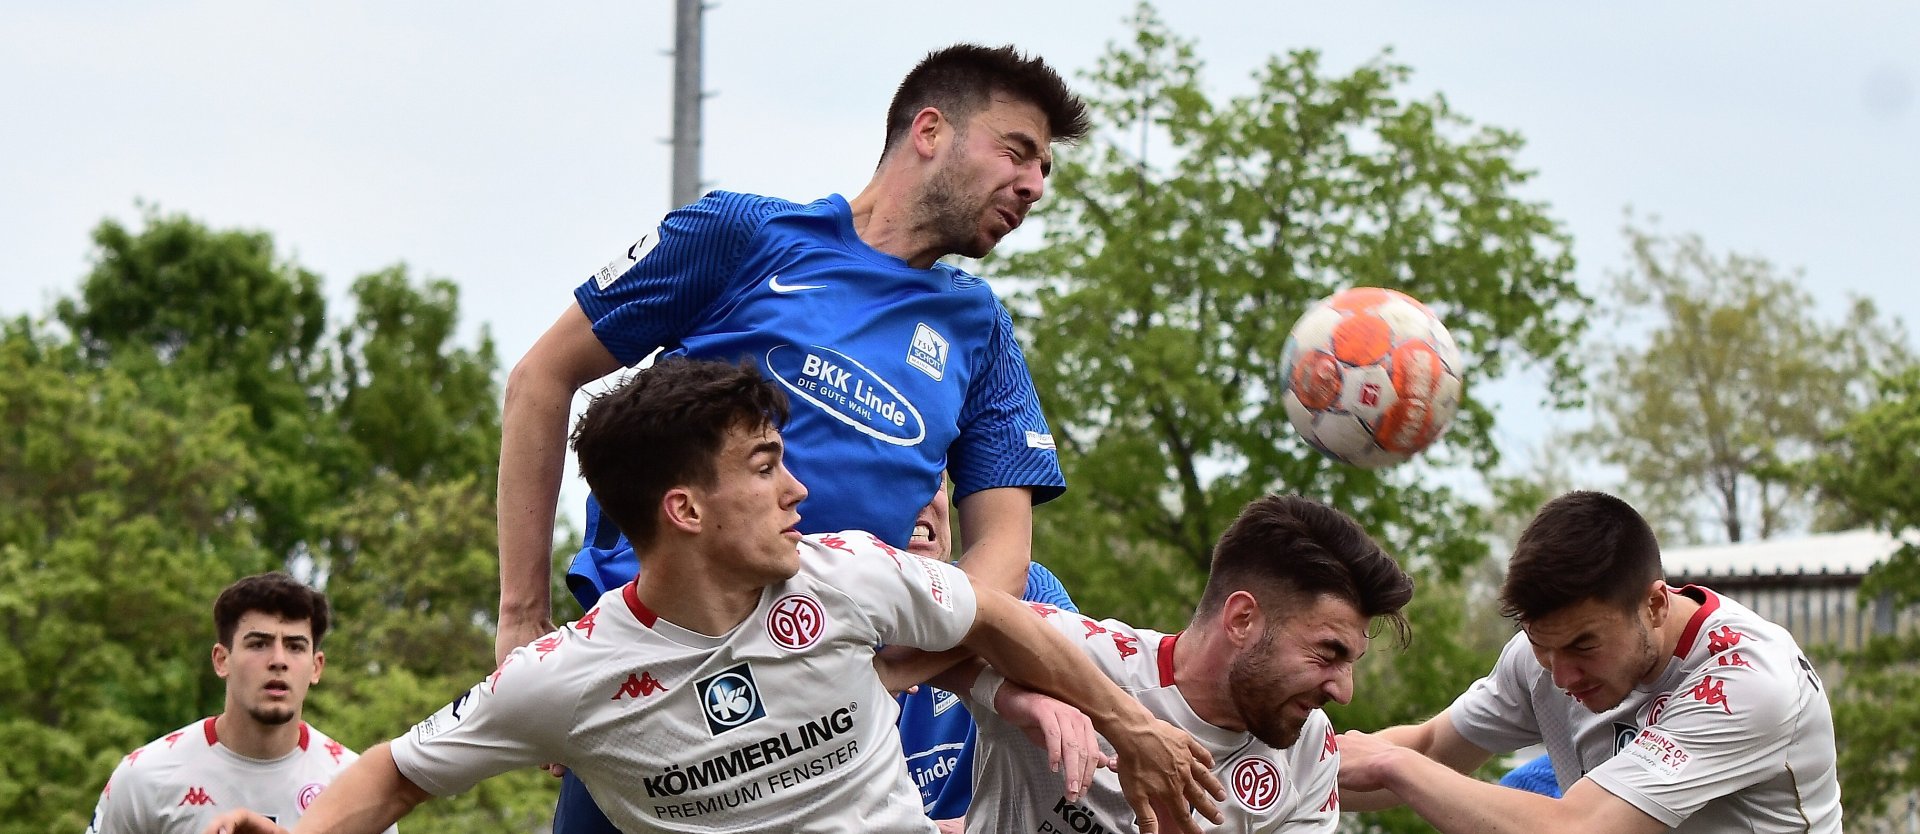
291,744 -> 430,834
1373,747 -> 1567,834
962,591 -> 1150,731
496,360 -> 576,619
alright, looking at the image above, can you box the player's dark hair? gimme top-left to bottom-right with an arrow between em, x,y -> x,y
1499,490 -> 1664,622
881,43 -> 1089,161
571,358 -> 790,550
214,572 -> 330,647
1196,495 -> 1414,647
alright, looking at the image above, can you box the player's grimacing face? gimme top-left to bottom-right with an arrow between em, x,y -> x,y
700,423 -> 809,583
1523,597 -> 1662,713
213,612 -> 323,728
1227,595 -> 1368,749
907,478 -> 950,560
922,96 -> 1052,259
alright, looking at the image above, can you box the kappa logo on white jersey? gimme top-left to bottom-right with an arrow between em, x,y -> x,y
767,593 -> 826,650
697,663 -> 767,735
767,273 -> 826,294
592,225 -> 665,291
907,323 -> 949,380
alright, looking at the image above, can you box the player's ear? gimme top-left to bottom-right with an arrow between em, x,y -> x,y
1223,590 -> 1263,648
310,649 -> 326,684
662,486 -> 701,534
1643,580 -> 1671,627
910,107 -> 949,161
211,642 -> 231,679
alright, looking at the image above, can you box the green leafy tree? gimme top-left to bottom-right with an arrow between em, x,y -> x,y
1581,219 -> 1909,544
1804,368 -> 1920,824
55,206 -> 351,558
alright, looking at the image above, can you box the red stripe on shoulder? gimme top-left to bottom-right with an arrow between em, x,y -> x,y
1671,585 -> 1722,657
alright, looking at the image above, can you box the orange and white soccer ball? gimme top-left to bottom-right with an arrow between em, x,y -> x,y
1280,287 -> 1464,468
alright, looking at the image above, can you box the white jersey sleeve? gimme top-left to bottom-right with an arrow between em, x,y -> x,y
389,638 -> 577,796
1585,640 -> 1814,826
801,531 -> 977,652
1447,632 -> 1545,754
85,756 -> 152,834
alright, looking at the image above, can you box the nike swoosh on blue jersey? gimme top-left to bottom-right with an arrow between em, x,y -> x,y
768,274 -> 826,293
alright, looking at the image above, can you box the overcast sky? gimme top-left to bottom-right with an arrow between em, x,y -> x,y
4,2 -> 1915,518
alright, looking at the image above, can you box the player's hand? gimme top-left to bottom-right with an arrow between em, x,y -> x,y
495,615 -> 556,666
1105,715 -> 1223,833
203,809 -> 290,834
1335,729 -> 1406,793
994,682 -> 1112,802
934,818 -> 966,834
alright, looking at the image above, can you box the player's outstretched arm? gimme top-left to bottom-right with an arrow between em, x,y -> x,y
1337,730 -> 1664,834
496,303 -> 623,663
958,587 -> 1226,834
203,743 -> 428,834
1339,711 -> 1494,811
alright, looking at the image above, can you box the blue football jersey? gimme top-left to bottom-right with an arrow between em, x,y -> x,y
570,192 -> 1064,605
896,563 -> 1079,819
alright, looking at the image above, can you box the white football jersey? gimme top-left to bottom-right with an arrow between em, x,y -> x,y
390,531 -> 978,833
1449,586 -> 1841,832
85,718 -> 386,834
967,605 -> 1341,834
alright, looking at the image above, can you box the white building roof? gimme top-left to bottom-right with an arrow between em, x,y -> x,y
1662,528 -> 1904,579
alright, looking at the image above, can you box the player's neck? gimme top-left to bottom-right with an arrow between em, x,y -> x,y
848,176 -> 942,270
214,710 -> 302,760
1168,628 -> 1243,732
633,565 -> 763,637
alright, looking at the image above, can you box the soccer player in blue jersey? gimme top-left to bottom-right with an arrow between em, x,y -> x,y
493,43 -> 1091,834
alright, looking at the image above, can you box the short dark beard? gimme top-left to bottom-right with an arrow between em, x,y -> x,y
245,704 -> 297,727
916,158 -> 990,259
1227,629 -> 1305,749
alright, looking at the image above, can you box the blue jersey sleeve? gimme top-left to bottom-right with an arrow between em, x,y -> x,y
572,191 -> 786,365
1022,562 -> 1077,612
948,301 -> 1067,504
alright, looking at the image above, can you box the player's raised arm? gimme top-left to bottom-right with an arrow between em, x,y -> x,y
496,303 -> 622,663
957,586 -> 1226,834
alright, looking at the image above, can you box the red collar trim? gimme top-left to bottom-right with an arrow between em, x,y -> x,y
623,581 -> 658,628
1671,585 -> 1721,657
204,717 -> 310,751
1157,633 -> 1181,687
